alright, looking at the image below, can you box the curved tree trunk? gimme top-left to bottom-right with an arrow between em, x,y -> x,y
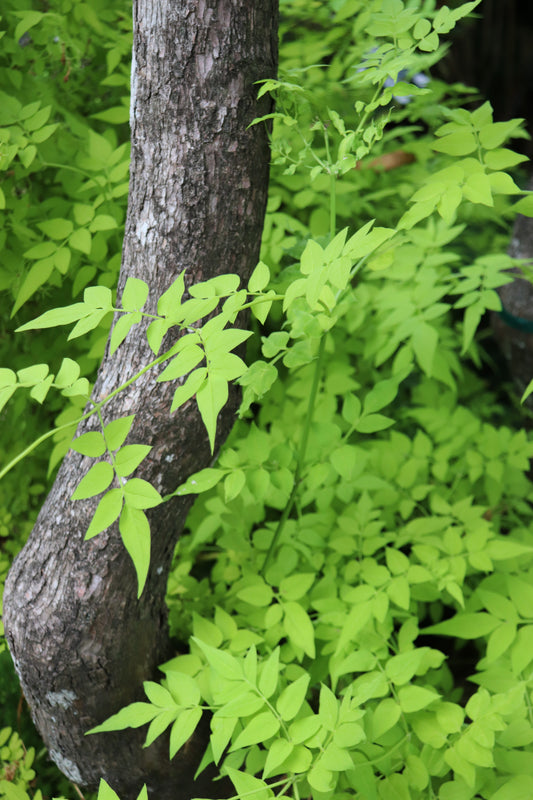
3,2 -> 278,798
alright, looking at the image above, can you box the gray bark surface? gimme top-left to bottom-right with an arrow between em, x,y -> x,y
3,1 -> 277,798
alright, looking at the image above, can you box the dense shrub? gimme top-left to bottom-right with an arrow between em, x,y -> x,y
3,1 -> 533,799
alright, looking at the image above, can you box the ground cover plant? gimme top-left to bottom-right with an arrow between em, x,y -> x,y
3,0 -> 533,799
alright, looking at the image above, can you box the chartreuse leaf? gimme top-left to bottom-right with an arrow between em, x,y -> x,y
169,707 -> 203,758
119,504 -> 151,597
157,273 -> 185,319
210,716 -> 238,764
146,318 -> 173,355
192,638 -> 243,681
16,364 -> 49,386
189,274 -> 240,298
71,432 -> 107,458
12,259 -> 55,314
174,468 -> 226,496
30,374 -> 55,403
98,779 -> 148,800
121,278 -> 149,311
258,647 -> 280,698
87,702 -> 158,735
70,228 -> 92,254
0,369 -> 16,389
263,738 -> 294,779
372,698 -> 401,739
248,261 -> 271,293
85,489 -> 123,539
114,445 -> 152,477
69,309 -> 111,341
363,378 -> 398,415
104,416 -> 136,451
170,367 -> 207,413
72,462 -> 114,500
54,358 -> 80,388
282,601 -> 315,657
318,684 -> 338,732
96,779 -> 120,800
157,345 -> 205,382
16,304 -> 86,332
144,709 -> 178,749
196,375 -> 229,453
276,674 -> 310,721
423,613 -> 500,639
123,479 -> 162,509
230,710 -> 280,750
110,314 -> 141,356
225,768 -> 274,800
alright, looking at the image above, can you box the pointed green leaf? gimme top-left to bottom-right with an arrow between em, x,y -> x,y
157,273 -> 185,319
72,462 -> 114,500
423,612 -> 500,639
68,309 -> 110,340
114,445 -> 152,477
192,639 -> 243,681
69,228 -> 92,255
71,432 -> 107,458
226,768 -> 274,800
170,368 -> 207,413
30,374 -> 54,403
84,286 -> 113,309
85,489 -> 124,539
174,467 -> 226,496
16,303 -> 88,332
17,364 -> 49,386
363,379 -> 398,415
157,345 -> 205,382
54,358 -> 81,388
104,416 -> 136,451
37,218 -> 74,240
258,647 -> 280,698
196,375 -> 229,453
354,414 -> 395,434
110,313 -> 141,356
123,479 -> 162,510
121,278 -> 149,311
169,707 -> 203,759
283,601 -> 315,658
87,702 -> 158,734
230,711 -> 280,751
276,674 -> 310,721
248,261 -> 271,293
119,504 -> 151,597
263,738 -> 294,779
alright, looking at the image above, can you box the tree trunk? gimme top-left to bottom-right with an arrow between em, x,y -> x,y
3,2 -> 278,798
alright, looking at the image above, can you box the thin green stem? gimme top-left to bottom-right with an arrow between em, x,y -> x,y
0,345 -> 178,483
322,124 -> 337,240
0,406 -> 93,482
260,335 -> 326,576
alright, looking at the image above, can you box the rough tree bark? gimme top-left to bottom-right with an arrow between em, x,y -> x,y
3,2 -> 278,798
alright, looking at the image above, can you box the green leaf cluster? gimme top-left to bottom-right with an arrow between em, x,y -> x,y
4,1 -> 533,800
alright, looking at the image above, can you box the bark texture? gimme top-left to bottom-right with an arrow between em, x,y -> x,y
3,1 -> 277,798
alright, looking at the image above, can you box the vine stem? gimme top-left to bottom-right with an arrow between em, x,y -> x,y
260,333 -> 326,577
0,347 -> 177,483
260,132 -> 337,577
